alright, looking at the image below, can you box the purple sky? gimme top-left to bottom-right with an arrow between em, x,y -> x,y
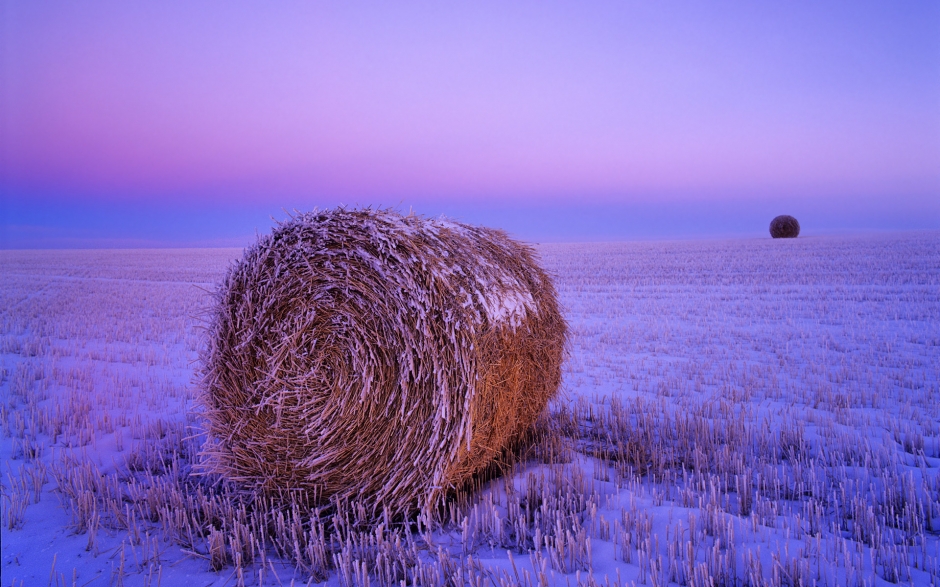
2,1 -> 939,247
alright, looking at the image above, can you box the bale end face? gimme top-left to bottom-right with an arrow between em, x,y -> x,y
770,215 -> 800,238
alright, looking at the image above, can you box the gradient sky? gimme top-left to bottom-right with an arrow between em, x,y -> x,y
2,1 -> 939,247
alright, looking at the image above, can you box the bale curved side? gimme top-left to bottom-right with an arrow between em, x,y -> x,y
444,242 -> 566,488
200,209 -> 566,517
770,215 -> 800,238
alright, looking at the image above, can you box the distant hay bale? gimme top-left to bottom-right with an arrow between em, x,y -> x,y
200,208 -> 566,517
769,215 -> 800,238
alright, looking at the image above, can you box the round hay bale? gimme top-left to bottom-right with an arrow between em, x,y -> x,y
769,215 -> 800,238
200,208 -> 566,517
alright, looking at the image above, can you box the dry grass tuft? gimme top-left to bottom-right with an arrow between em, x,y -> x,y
769,215 -> 800,238
200,208 -> 567,518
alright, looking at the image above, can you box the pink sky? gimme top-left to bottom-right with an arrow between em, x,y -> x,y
1,2 -> 939,246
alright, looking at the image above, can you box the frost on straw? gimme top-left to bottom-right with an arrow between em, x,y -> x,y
199,208 -> 567,518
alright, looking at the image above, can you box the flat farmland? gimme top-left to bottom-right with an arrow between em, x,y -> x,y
2,233 -> 938,586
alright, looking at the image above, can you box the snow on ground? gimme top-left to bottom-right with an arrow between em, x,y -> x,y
1,233 -> 938,586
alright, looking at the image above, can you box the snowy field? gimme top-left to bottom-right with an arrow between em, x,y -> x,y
2,232 -> 939,587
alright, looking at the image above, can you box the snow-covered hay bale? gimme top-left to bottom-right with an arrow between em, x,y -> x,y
769,215 -> 800,238
200,208 -> 566,516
